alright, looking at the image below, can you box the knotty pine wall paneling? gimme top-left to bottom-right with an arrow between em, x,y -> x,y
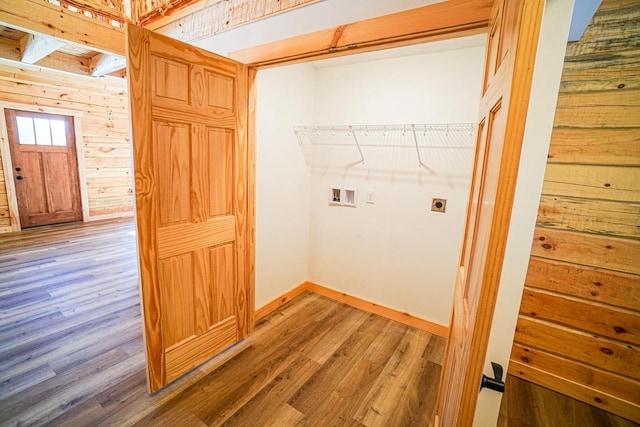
509,0 -> 640,422
0,62 -> 133,232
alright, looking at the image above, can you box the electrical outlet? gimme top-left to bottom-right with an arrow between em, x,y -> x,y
431,198 -> 446,213
367,190 -> 375,204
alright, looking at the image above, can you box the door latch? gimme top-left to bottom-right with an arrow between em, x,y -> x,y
480,362 -> 505,393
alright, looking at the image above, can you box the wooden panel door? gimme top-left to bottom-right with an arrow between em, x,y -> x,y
435,0 -> 545,425
126,24 -> 252,392
5,109 -> 82,228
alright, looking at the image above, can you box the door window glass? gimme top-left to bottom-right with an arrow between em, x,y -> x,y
15,116 -> 67,146
16,116 -> 35,145
50,120 -> 67,146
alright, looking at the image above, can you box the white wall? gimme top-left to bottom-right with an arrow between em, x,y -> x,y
473,0 -> 575,425
255,64 -> 315,308
307,45 -> 485,326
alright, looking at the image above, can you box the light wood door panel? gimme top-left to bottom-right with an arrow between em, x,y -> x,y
5,109 -> 82,228
126,23 -> 252,393
436,0 -> 545,425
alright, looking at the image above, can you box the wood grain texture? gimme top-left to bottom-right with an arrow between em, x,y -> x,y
499,375 -> 639,427
531,227 -> 640,275
0,219 -> 628,426
247,66 -> 257,333
233,61 -> 251,338
510,344 -> 640,413
306,282 -> 449,337
509,361 -> 640,423
547,127 -> 640,166
554,90 -> 640,128
126,22 -> 163,393
512,2 -> 640,410
0,0 -> 125,56
542,164 -> 640,203
437,0 -> 546,424
519,287 -> 640,345
0,219 -> 448,426
164,316 -> 237,383
145,0 -> 323,40
60,0 -> 129,24
133,292 -> 446,427
537,195 -> 640,239
255,283 -> 309,321
126,23 -> 251,392
5,109 -> 83,228
230,0 -> 492,67
525,257 -> 640,311
256,281 -> 449,337
0,66 -> 132,233
156,216 -> 236,259
0,219 -> 142,426
515,316 -> 640,381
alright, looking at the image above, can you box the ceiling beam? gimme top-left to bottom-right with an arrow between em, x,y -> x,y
19,33 -> 66,64
145,0 -> 324,43
0,0 -> 125,56
0,37 -> 90,76
89,53 -> 126,77
230,0 -> 492,67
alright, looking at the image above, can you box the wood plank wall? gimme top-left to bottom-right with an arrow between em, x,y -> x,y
0,61 -> 132,233
509,0 -> 640,422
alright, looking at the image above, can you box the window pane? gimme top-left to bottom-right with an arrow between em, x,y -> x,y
16,116 -> 35,145
50,120 -> 67,146
34,118 -> 52,146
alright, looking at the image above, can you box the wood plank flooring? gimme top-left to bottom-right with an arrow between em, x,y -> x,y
1,219 -> 637,426
0,219 -> 446,426
0,219 -> 143,426
499,375 -> 639,427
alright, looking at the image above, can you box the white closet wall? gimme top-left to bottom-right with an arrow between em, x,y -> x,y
256,41 -> 486,326
309,45 -> 485,326
255,64 -> 315,308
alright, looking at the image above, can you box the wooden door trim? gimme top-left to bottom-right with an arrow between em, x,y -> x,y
230,0 -> 492,68
0,107 -> 19,231
247,66 -> 257,331
456,0 -> 545,424
0,102 -> 88,231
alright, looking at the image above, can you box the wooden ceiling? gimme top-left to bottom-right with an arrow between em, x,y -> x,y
0,0 -> 323,79
0,0 -> 492,79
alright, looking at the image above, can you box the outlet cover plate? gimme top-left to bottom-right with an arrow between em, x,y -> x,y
431,198 -> 447,213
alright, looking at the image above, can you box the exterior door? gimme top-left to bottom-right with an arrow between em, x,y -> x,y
5,109 -> 82,228
436,0 -> 545,425
126,24 -> 252,393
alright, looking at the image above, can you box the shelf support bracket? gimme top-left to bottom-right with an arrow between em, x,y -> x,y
350,125 -> 365,164
411,125 -> 428,170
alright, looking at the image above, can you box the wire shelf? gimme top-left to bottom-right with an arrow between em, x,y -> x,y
293,123 -> 477,169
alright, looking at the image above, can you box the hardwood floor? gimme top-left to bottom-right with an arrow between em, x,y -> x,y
0,219 -> 143,426
1,219 -> 636,426
499,375 -> 639,427
0,219 -> 446,426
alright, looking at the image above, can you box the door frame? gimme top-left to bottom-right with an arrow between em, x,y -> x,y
0,101 -> 89,231
237,0 -> 547,424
